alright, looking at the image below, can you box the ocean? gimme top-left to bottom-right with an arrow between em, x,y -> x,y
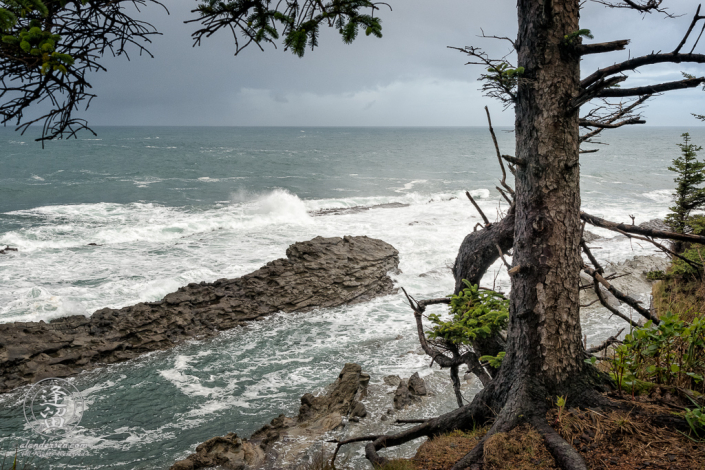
0,125 -> 701,469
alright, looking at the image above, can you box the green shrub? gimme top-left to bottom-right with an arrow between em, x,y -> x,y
596,312 -> 705,394
427,281 -> 509,346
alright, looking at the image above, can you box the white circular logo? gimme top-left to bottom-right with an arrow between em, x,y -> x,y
23,378 -> 84,437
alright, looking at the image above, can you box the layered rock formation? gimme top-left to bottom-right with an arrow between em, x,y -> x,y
170,363 -> 370,470
0,236 -> 399,393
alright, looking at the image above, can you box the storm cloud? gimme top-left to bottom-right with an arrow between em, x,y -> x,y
80,0 -> 704,127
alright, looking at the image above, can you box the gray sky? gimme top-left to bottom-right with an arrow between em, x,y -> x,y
81,0 -> 705,127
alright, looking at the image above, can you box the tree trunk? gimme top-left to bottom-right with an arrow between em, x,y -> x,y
500,0 -> 586,396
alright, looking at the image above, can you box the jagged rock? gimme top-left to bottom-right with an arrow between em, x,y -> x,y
393,380 -> 414,410
639,218 -> 669,232
351,401 -> 367,418
170,433 -> 264,470
419,268 -> 448,279
359,372 -> 370,399
582,230 -> 601,243
408,372 -> 427,396
0,236 -> 399,393
383,375 -> 402,387
170,363 -> 369,470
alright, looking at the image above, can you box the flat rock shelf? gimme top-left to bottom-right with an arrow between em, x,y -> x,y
0,236 -> 400,393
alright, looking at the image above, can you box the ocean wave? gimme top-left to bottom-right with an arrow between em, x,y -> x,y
643,188 -> 673,204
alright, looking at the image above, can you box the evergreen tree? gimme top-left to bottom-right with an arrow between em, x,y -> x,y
665,133 -> 705,237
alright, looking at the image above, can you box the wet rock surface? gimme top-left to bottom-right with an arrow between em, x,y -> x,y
0,236 -> 399,393
580,254 -> 670,312
393,373 -> 428,410
170,363 -> 370,470
639,218 -> 670,232
0,245 -> 17,255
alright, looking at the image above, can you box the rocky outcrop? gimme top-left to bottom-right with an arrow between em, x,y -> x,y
0,236 -> 399,393
580,254 -> 670,311
393,373 -> 428,410
639,218 -> 669,232
170,363 -> 370,470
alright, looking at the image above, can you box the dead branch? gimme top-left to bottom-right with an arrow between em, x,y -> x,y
583,265 -> 660,324
585,328 -> 625,354
496,186 -> 513,204
590,275 -> 638,326
612,228 -> 704,271
401,288 -> 492,390
674,5 -> 705,54
572,76 -> 627,109
580,239 -> 604,274
575,39 -> 630,55
485,106 -> 516,197
495,243 -> 512,270
501,154 -> 527,166
597,76 -> 705,97
579,117 -> 645,128
466,191 -> 491,227
479,28 -> 517,50
454,207 -> 515,293
581,52 -> 705,89
580,211 -> 705,245
590,1 -> 673,17
580,95 -> 651,143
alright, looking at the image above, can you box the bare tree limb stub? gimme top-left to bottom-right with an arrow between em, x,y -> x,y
454,207 -> 515,294
596,77 -> 705,98
466,191 -> 491,227
580,211 -> 705,244
575,39 -> 630,55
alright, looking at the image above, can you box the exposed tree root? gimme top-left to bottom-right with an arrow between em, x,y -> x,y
530,416 -> 588,470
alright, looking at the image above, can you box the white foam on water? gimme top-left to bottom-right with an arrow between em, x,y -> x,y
643,189 -> 674,204
0,170 -> 681,470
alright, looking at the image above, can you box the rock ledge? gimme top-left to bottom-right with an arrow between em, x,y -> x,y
0,236 -> 399,393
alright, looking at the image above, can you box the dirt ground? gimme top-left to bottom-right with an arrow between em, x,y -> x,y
409,391 -> 705,470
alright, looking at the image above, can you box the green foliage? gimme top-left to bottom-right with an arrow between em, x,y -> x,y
479,351 -> 505,369
563,28 -> 594,45
685,396 -> 705,438
426,281 -> 509,346
604,312 -> 705,394
665,133 -> 705,235
646,270 -> 668,281
196,0 -> 382,57
480,61 -> 523,103
0,0 -> 81,75
671,245 -> 705,277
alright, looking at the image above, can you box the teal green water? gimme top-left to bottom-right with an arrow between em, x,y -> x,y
0,126 -> 702,469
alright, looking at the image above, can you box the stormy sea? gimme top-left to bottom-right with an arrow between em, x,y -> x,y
0,126 -> 700,469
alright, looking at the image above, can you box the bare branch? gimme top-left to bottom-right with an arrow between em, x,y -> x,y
583,265 -> 660,324
591,0 -> 672,16
581,52 -> 705,89
479,28 -> 516,50
580,117 -> 645,128
674,5 -> 705,54
575,39 -> 630,56
580,211 -> 705,245
597,76 -> 705,97
585,328 -> 625,355
579,95 -> 651,143
466,191 -> 491,227
485,106 -> 516,197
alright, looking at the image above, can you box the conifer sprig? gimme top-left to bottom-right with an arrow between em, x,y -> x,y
191,0 -> 384,57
